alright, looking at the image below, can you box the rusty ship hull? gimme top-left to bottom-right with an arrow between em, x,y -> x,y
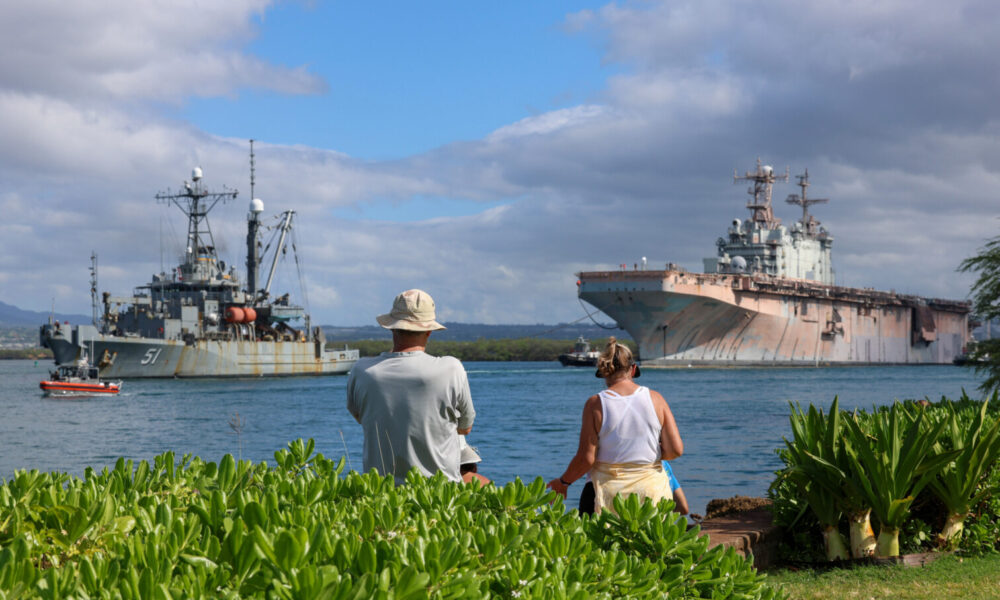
42,323 -> 356,378
578,269 -> 969,366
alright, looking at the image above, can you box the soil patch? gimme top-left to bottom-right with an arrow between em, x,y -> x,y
704,496 -> 772,520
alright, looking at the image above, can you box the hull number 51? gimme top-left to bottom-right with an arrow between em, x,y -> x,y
141,348 -> 162,365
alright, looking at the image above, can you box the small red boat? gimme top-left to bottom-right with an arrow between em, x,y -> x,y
40,361 -> 122,397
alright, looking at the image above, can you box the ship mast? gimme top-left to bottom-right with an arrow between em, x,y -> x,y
249,139 -> 256,202
785,169 -> 828,235
90,251 -> 99,328
734,158 -> 789,228
155,168 -> 237,279
246,140 -> 262,303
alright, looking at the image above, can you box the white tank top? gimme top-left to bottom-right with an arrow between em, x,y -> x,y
596,386 -> 661,464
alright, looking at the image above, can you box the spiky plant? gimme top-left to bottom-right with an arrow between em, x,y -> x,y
788,398 -> 878,558
843,402 -> 957,557
927,395 -> 1000,547
779,399 -> 849,561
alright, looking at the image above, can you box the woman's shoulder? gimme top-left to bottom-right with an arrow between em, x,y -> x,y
584,393 -> 604,416
643,386 -> 665,400
644,387 -> 669,409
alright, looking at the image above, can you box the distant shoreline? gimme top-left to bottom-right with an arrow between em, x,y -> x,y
0,349 -> 53,360
340,337 -> 635,361
0,339 -> 637,363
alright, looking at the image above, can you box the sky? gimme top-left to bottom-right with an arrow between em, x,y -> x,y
2,0 -> 999,327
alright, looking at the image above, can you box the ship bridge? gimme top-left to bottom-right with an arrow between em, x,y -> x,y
705,165 -> 834,285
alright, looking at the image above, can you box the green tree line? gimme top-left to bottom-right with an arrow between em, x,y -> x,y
0,348 -> 52,360
335,337 -> 636,361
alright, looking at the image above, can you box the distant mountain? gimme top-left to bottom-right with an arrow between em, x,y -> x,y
0,301 -> 90,327
321,322 -> 628,342
0,298 -> 626,342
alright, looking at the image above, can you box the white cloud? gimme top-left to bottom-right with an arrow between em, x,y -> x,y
0,0 -> 322,103
605,72 -> 745,114
1,0 -> 998,327
488,105 -> 610,141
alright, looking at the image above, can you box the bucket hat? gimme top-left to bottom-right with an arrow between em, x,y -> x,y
459,435 -> 482,464
376,289 -> 446,332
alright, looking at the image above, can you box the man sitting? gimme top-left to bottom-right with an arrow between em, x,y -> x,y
347,289 -> 476,484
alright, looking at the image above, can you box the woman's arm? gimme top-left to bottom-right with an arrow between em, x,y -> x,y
546,395 -> 602,498
653,390 -> 683,460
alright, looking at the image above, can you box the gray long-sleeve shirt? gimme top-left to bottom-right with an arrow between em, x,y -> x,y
346,351 -> 475,483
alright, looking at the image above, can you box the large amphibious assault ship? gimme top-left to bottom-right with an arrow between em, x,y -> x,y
40,146 -> 359,377
577,161 -> 970,366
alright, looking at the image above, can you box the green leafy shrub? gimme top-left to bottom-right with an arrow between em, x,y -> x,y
962,461 -> 1000,554
0,439 -> 783,599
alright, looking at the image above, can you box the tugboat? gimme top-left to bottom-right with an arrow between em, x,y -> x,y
39,141 -> 359,378
40,356 -> 122,396
558,336 -> 601,367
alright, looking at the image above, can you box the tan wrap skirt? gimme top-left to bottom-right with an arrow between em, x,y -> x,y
590,461 -> 672,515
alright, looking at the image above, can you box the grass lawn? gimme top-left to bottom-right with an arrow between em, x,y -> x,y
765,554 -> 1000,599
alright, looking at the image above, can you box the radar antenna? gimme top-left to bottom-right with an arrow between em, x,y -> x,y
785,169 -> 828,234
155,168 -> 238,271
734,157 -> 788,228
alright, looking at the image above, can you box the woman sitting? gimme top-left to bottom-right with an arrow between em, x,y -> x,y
547,338 -> 683,515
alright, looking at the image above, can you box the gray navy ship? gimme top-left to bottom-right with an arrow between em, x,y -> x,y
40,145 -> 359,378
577,161 -> 971,366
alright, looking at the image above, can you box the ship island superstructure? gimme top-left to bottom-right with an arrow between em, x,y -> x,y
577,161 -> 970,366
41,146 -> 359,377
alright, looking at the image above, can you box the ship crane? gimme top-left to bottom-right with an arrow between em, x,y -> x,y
785,169 -> 828,236
734,158 -> 789,228
262,210 -> 295,299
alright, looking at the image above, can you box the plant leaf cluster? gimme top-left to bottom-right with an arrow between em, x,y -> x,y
0,439 -> 784,599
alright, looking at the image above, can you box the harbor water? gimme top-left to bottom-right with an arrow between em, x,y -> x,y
0,359 -> 984,516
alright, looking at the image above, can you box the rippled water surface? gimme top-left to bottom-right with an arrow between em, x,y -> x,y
0,359 -> 983,515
